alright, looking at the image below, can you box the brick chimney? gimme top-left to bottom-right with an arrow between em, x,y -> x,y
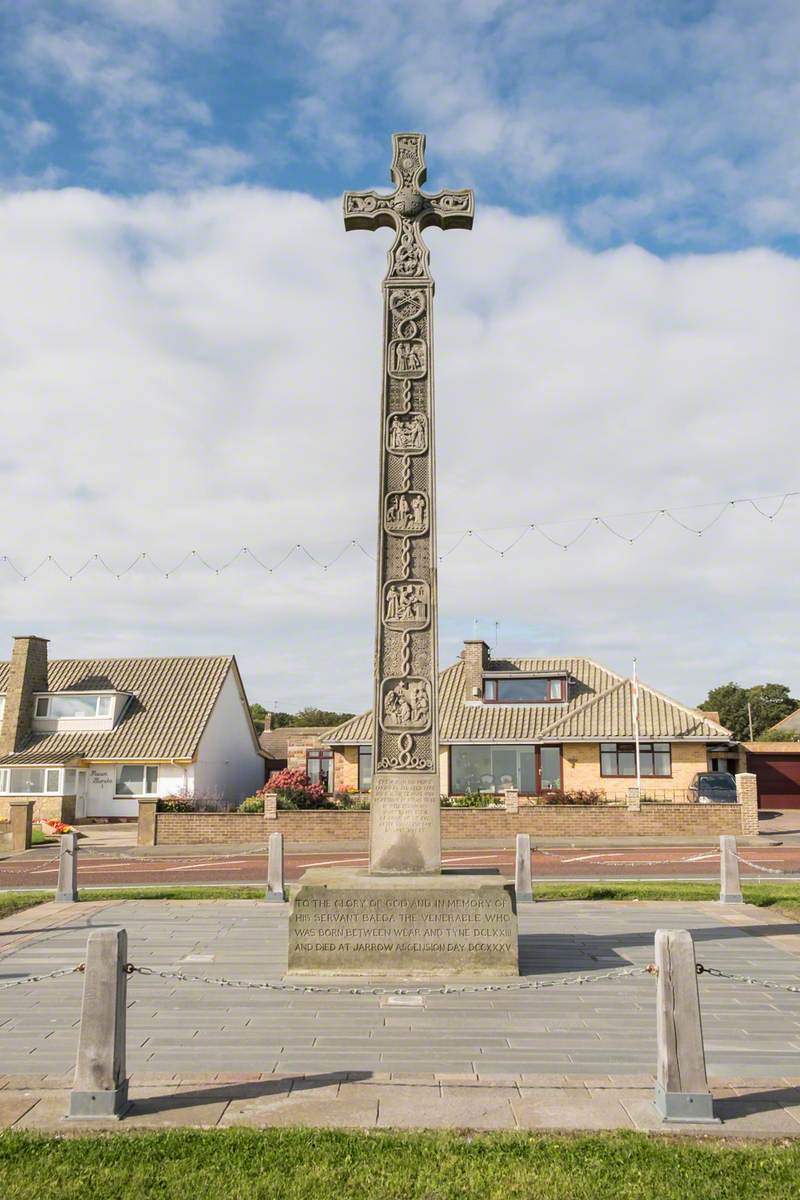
0,636 -> 49,756
460,639 -> 490,700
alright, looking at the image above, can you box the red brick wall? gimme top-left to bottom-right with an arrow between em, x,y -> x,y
152,802 -> 744,846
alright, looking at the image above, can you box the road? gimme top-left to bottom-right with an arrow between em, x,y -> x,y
2,843 -> 800,888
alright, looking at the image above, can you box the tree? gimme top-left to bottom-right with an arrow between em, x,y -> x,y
249,704 -> 356,733
697,682 -> 799,741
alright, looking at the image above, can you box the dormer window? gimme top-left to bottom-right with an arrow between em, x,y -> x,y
484,676 -> 567,703
35,694 -> 114,719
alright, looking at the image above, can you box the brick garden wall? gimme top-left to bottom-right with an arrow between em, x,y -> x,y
151,801 -> 746,847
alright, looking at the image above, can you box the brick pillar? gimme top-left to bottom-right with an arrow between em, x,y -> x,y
137,798 -> 158,846
9,799 -> 34,851
0,636 -> 48,756
263,791 -> 278,820
735,773 -> 758,836
503,788 -> 519,813
627,786 -> 641,811
461,640 -> 490,701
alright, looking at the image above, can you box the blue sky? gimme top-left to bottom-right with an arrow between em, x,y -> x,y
2,1 -> 800,254
0,2 -> 798,711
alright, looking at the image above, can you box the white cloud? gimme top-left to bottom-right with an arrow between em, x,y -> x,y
0,186 -> 797,713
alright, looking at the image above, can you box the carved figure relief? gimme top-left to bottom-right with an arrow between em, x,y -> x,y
385,491 -> 428,534
387,412 -> 427,454
380,677 -> 431,731
384,580 -> 430,630
388,338 -> 426,379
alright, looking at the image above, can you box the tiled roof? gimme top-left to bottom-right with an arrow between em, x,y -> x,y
771,707 -> 800,735
325,657 -> 731,745
259,726 -> 333,759
0,656 -> 238,765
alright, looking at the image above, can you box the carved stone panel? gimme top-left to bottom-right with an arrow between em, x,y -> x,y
380,677 -> 432,733
387,411 -> 427,454
385,491 -> 428,535
383,579 -> 430,630
388,337 -> 427,378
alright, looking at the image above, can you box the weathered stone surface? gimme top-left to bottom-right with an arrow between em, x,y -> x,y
515,833 -> 533,904
265,831 -> 285,902
287,869 -> 518,977
345,134 -> 473,875
55,831 -> 78,904
68,926 -> 129,1119
719,835 -> 743,904
369,772 -> 440,873
654,928 -> 716,1123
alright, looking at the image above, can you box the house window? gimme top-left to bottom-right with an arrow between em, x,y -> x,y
483,677 -> 567,703
358,746 -> 373,792
450,746 -> 560,794
35,694 -> 114,718
306,750 -> 334,793
0,767 -> 61,794
115,765 -> 158,796
600,742 -> 672,777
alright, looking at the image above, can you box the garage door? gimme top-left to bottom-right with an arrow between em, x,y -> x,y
747,753 -> 800,809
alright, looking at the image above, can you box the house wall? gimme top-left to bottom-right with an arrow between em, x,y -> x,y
561,740 -> 708,797
287,732 -> 329,773
334,747 -> 359,791
193,668 -> 264,805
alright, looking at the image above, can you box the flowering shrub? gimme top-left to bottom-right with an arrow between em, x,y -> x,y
263,771 -> 332,810
539,789 -> 607,806
238,795 -> 265,813
40,820 -> 73,834
157,796 -> 195,813
441,792 -> 500,808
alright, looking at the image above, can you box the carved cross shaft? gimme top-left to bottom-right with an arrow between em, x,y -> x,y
344,134 -> 473,874
344,132 -> 473,282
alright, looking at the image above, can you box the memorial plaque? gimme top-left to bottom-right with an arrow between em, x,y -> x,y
288,870 -> 518,977
370,771 -> 440,873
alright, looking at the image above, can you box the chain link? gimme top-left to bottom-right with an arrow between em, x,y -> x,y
696,963 -> 800,994
0,964 -> 84,991
734,853 -> 799,877
128,963 -> 653,995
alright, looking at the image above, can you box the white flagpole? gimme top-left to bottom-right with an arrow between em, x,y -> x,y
632,657 -> 641,794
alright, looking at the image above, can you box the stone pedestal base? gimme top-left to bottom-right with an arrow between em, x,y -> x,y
287,869 -> 519,977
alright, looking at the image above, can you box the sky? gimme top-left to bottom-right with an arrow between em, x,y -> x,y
0,1 -> 798,714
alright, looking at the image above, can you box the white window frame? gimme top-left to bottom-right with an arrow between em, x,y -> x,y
115,765 -> 159,798
0,766 -> 63,795
35,693 -> 114,719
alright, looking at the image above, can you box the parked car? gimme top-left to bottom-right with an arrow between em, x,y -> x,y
687,772 -> 737,804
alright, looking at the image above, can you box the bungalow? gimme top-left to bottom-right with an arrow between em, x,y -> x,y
324,640 -> 735,799
0,635 -> 265,821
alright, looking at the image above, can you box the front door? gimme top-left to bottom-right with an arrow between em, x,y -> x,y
84,767 -> 116,816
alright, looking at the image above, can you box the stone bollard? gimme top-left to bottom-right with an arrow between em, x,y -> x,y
654,929 -> 717,1123
515,833 -> 534,904
719,835 -> 743,904
68,927 -> 130,1119
266,830 -> 285,902
8,799 -> 34,851
503,788 -> 519,814
55,831 -> 79,903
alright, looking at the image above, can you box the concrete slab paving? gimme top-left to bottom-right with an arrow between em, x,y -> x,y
2,897 -> 800,1136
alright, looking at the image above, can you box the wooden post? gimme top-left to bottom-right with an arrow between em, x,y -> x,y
654,928 -> 716,1122
719,835 -> 743,903
515,833 -> 533,904
8,799 -> 34,851
68,927 -> 130,1119
55,831 -> 78,903
266,830 -> 285,902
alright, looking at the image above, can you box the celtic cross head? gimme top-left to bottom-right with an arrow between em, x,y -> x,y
344,133 -> 474,281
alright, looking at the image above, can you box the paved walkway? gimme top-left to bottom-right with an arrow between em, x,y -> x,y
1,898 -> 800,1134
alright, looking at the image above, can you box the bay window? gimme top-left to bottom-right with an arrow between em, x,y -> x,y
115,765 -> 159,796
450,746 -> 561,795
600,742 -> 672,777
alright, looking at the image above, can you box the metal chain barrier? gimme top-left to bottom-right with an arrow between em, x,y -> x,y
734,853 -> 800,877
0,964 -> 85,991
127,963 -> 654,995
696,963 -> 800,995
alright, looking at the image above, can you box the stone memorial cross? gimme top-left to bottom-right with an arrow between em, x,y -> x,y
345,133 -> 473,874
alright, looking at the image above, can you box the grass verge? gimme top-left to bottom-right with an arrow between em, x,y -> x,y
3,881 -> 800,921
1,1128 -> 799,1200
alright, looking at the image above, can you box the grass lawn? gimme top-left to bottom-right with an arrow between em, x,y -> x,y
3,881 -> 800,922
1,1128 -> 799,1200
